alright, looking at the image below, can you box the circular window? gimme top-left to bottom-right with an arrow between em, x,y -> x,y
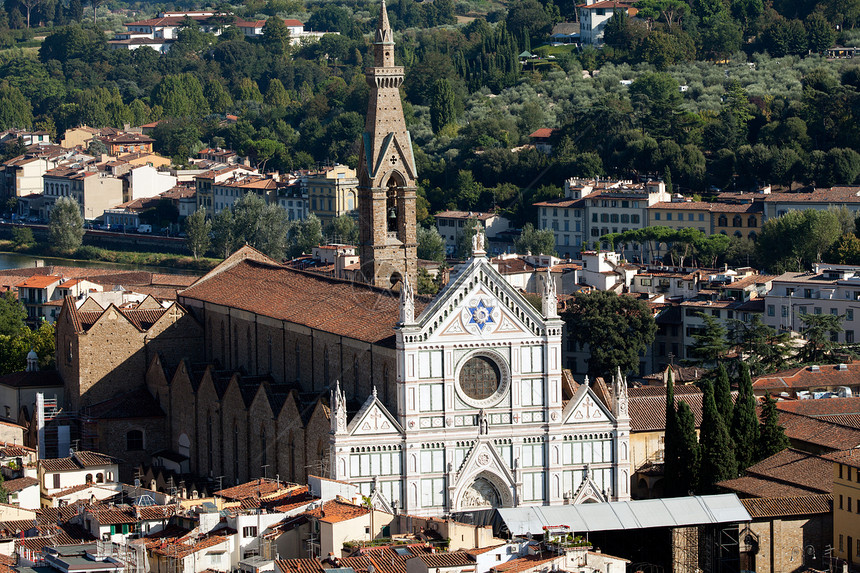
460,356 -> 501,400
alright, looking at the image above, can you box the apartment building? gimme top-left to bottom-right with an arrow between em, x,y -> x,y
535,178 -> 668,257
212,175 -> 280,213
195,165 -> 258,212
275,182 -> 307,221
305,165 -> 358,227
825,449 -> 860,568
764,263 -> 860,343
43,164 -> 124,221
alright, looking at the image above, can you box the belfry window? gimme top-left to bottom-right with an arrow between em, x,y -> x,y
387,179 -> 398,232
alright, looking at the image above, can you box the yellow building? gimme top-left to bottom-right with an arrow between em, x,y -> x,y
647,201 -> 711,234
306,164 -> 358,227
825,449 -> 860,566
712,202 -> 763,240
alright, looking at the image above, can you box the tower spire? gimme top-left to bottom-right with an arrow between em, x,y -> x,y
358,0 -> 418,290
376,0 -> 392,45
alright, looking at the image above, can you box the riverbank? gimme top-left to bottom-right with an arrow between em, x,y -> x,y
0,241 -> 221,273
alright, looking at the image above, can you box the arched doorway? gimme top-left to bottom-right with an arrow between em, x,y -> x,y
460,477 -> 501,509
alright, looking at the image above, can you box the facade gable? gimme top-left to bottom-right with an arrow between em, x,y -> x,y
409,258 -> 547,343
563,385 -> 615,425
348,392 -> 402,437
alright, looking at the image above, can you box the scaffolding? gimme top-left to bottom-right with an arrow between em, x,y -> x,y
95,540 -> 145,573
672,526 -> 699,573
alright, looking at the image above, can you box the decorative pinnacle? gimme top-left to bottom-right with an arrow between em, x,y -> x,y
375,0 -> 393,44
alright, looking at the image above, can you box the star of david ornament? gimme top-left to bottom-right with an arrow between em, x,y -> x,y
468,300 -> 495,331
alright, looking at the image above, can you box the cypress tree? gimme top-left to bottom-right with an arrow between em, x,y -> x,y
714,363 -> 733,424
730,362 -> 760,473
663,370 -> 681,496
699,380 -> 737,493
676,400 -> 700,496
757,394 -> 790,461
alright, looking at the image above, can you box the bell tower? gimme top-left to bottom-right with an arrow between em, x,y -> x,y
358,0 -> 418,289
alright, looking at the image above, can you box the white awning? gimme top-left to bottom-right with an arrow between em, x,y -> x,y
497,494 -> 751,536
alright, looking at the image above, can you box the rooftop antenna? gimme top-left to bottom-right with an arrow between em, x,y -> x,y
261,464 -> 270,480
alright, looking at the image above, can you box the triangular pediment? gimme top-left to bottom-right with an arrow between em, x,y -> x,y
348,394 -> 403,436
410,258 -> 546,341
571,474 -> 608,504
455,439 -> 514,485
563,385 -> 615,425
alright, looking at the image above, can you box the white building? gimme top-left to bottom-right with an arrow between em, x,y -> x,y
764,263 -> 860,344
579,0 -> 639,45
126,164 -> 178,201
328,238 -> 632,517
39,450 -> 119,499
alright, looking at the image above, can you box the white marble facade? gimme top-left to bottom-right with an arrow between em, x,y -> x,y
329,242 -> 631,516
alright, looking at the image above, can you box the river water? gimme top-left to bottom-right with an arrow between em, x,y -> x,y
0,252 -> 201,275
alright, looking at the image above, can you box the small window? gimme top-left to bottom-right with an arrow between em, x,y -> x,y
243,526 -> 258,537
126,430 -> 144,451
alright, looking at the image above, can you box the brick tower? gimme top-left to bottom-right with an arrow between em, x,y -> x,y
358,0 -> 418,289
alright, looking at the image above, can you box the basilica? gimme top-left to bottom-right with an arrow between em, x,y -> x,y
54,0 -> 631,513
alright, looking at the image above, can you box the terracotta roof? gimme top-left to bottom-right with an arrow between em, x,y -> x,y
152,534 -> 227,558
41,451 -> 119,472
3,477 -> 37,492
628,386 -> 706,432
413,553 -> 474,568
753,363 -> 860,392
179,252 -> 430,346
721,449 -> 832,496
435,210 -> 498,221
528,128 -> 556,139
276,559 -> 325,573
533,197 -> 586,209
741,494 -> 832,518
45,483 -> 107,499
491,555 -> 558,573
823,448 -> 860,469
214,478 -> 285,501
15,275 -> 63,289
304,499 -> 369,524
778,410 -> 860,450
777,397 -> 860,417
762,187 -> 860,203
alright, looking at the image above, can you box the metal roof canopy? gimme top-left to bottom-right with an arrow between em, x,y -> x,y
497,494 -> 751,536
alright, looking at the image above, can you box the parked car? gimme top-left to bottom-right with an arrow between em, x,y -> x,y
137,224 -> 152,233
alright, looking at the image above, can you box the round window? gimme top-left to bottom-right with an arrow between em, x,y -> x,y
459,356 -> 500,400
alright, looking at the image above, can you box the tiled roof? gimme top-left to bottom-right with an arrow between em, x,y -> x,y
528,128 -> 556,139
777,397 -> 860,417
276,559 -> 325,573
628,386 -> 705,432
490,555 -> 558,573
724,449 -> 833,495
3,477 -> 37,492
413,553 -> 474,568
753,363 -> 860,392
41,450 -> 119,472
214,478 -> 285,501
435,210 -> 497,221
762,186 -> 860,203
778,410 -> 860,450
179,252 -> 430,346
16,275 -> 64,289
88,504 -> 176,525
45,483 -> 106,499
151,534 -> 227,558
304,499 -> 369,524
823,448 -> 860,469
741,494 -> 832,518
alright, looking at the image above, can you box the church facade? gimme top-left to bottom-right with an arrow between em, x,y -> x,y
329,236 -> 631,515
